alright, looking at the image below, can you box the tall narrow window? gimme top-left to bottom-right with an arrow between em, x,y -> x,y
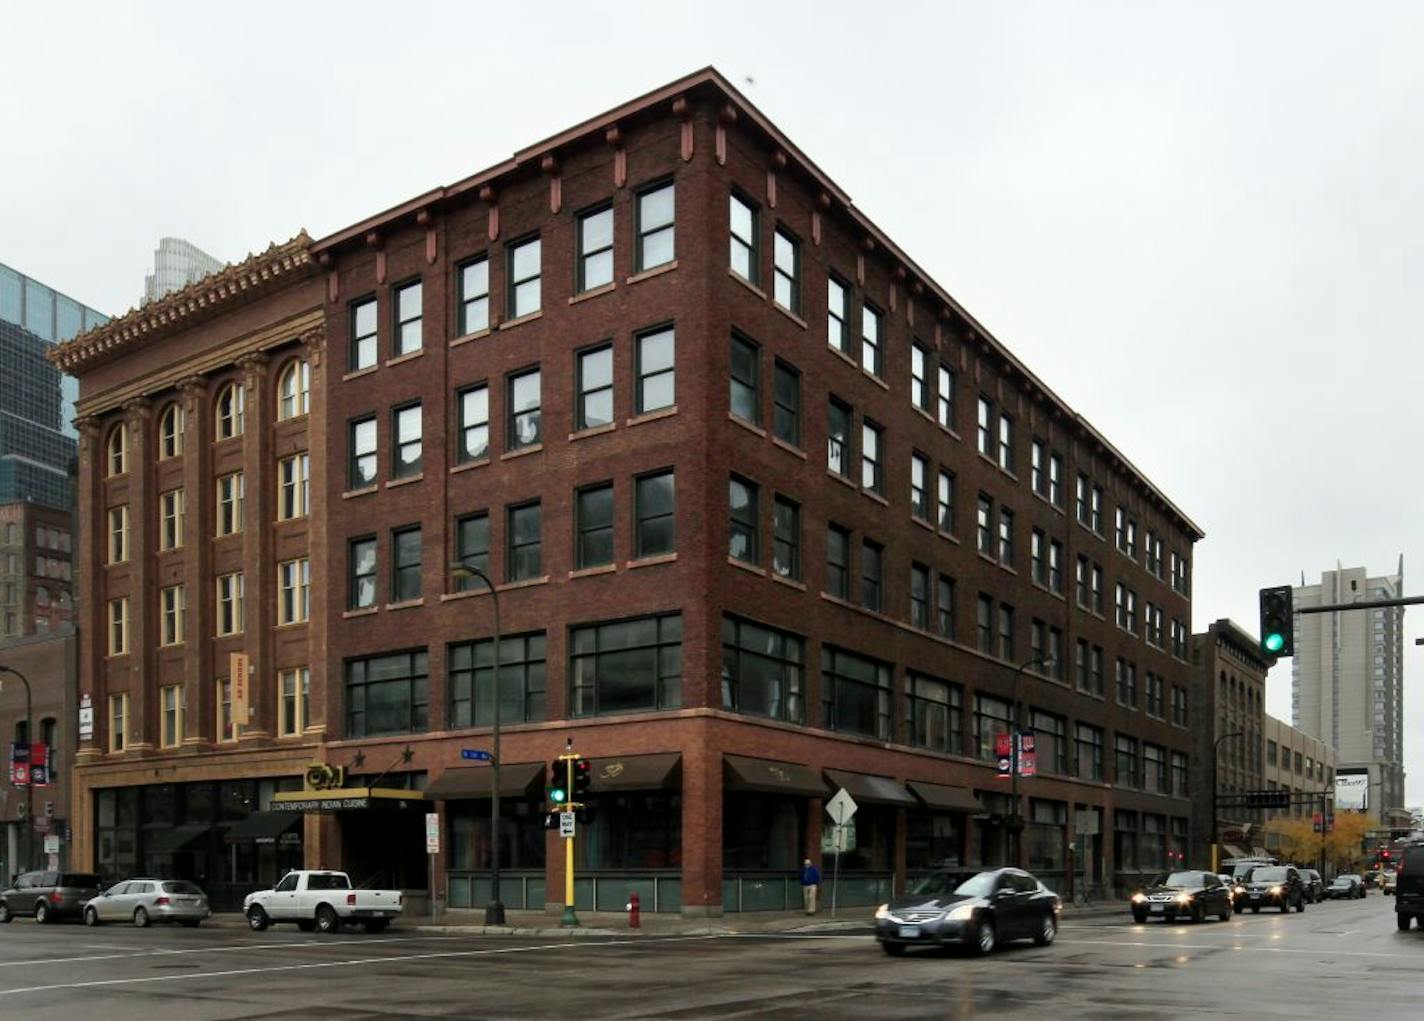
729,333 -> 760,424
772,359 -> 800,447
636,324 -> 675,413
158,402 -> 184,460
217,679 -> 236,743
937,470 -> 955,533
977,495 -> 994,555
458,256 -> 490,335
997,413 -> 1014,472
454,514 -> 489,583
279,557 -> 312,623
827,276 -> 848,353
457,384 -> 489,462
576,345 -> 614,430
161,685 -> 184,748
772,496 -> 800,580
910,454 -> 929,521
999,508 -> 1014,565
937,574 -> 956,639
1049,452 -> 1063,506
216,572 -> 244,635
911,344 -> 930,412
350,297 -> 377,371
160,489 -> 185,551
977,397 -> 994,458
772,227 -> 800,313
507,502 -> 542,581
279,667 -> 310,737
577,204 -> 614,292
216,382 -> 245,437
508,236 -> 542,318
826,524 -> 850,599
349,536 -> 377,609
729,193 -> 759,283
277,360 -> 309,420
391,403 -> 422,478
827,397 -> 852,478
393,279 -> 422,356
106,424 -> 128,477
728,476 -> 758,564
108,597 -> 128,655
937,365 -> 954,428
278,452 -> 310,520
910,563 -> 929,629
637,181 -> 675,271
861,539 -> 883,612
861,304 -> 882,376
861,421 -> 883,494
575,483 -> 614,569
160,585 -> 185,646
507,368 -> 542,449
349,415 -> 377,489
108,505 -> 129,564
109,693 -> 128,752
389,529 -> 420,603
998,603 -> 1015,659
634,470 -> 675,558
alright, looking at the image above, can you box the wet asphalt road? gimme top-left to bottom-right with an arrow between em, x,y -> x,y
0,895 -> 1415,1019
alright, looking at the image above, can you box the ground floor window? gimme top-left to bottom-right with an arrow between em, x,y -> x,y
1114,809 -> 1139,873
1140,813 -> 1166,872
1027,799 -> 1067,871
832,803 -> 896,871
448,798 -> 547,871
906,811 -> 964,870
723,792 -> 804,870
577,792 -> 681,870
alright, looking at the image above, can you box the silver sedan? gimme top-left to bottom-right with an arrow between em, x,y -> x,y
83,879 -> 211,927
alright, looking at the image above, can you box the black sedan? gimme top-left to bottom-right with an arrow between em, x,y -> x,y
1131,870 -> 1234,924
1241,865 -> 1306,913
1324,875 -> 1367,900
874,868 -> 1061,956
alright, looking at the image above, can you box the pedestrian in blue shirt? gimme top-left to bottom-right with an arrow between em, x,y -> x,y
800,858 -> 822,915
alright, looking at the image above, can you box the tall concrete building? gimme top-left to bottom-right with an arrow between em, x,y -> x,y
142,237 -> 224,306
1291,561 -> 1405,816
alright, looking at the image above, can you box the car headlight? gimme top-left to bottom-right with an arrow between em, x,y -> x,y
1233,885 -> 1244,895
1131,893 -> 1147,903
874,903 -> 890,920
1175,893 -> 1192,904
1269,886 -> 1282,895
945,904 -> 976,922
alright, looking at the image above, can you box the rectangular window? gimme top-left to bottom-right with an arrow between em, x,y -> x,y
458,256 -> 489,336
449,633 -> 547,727
911,343 -> 930,412
937,365 -> 954,428
772,359 -> 800,447
998,603 -> 1015,659
1049,453 -> 1063,506
997,413 -> 1014,472
826,524 -> 850,599
822,646 -> 891,739
1048,540 -> 1063,594
861,539 -> 883,612
1115,658 -> 1137,708
571,612 -> 683,715
108,505 -> 129,563
1091,563 -> 1103,613
861,304 -> 882,376
348,536 -> 377,609
773,227 -> 800,313
454,513 -> 489,585
1170,752 -> 1189,796
910,563 -> 929,629
861,421 -> 883,494
108,596 -> 128,655
1091,485 -> 1103,533
1142,746 -> 1167,794
977,494 -> 994,555
457,384 -> 489,462
721,616 -> 804,722
278,452 -> 310,519
976,594 -> 993,653
507,502 -> 542,581
216,474 -> 243,536
1115,735 -> 1139,788
160,584 -> 185,646
346,650 -> 428,737
279,667 -> 310,737
507,236 -> 541,318
577,204 -> 614,292
1076,474 -> 1090,526
728,476 -> 758,564
974,694 -> 1012,761
729,333 -> 760,424
109,693 -> 128,752
637,181 -> 675,271
635,324 -> 676,414
772,496 -> 800,580
389,528 -> 421,604
827,397 -> 853,477
634,470 -> 675,559
507,368 -> 542,449
216,572 -> 244,635
908,673 -> 962,754
1031,529 -> 1047,586
350,297 -> 377,371
910,454 -> 929,521
1145,672 -> 1165,718
160,489 -> 185,551
977,397 -> 995,459
161,685 -> 184,749
1076,724 -> 1104,780
349,415 -> 377,489
1031,710 -> 1068,775
393,279 -> 422,356
729,193 -> 759,283
576,344 -> 614,431
1171,685 -> 1188,727
936,575 -> 955,639
999,508 -> 1014,566
279,557 -> 312,623
391,404 -> 422,479
1031,440 -> 1047,497
575,483 -> 614,570
827,276 -> 849,353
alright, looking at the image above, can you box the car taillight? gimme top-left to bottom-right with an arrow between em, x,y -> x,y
156,896 -> 170,906
347,893 -> 357,906
50,891 -> 62,903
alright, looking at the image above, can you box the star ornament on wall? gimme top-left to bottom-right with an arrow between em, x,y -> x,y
352,751 -> 366,769
401,746 -> 414,764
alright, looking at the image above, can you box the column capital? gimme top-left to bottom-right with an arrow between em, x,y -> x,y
299,326 -> 325,367
122,396 -> 152,423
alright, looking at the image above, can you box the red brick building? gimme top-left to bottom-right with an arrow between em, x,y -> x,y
53,68 -> 1201,914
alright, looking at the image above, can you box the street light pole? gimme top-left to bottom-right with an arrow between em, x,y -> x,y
0,666 -> 34,874
1211,730 -> 1244,873
449,561 -> 505,926
1007,655 -> 1053,868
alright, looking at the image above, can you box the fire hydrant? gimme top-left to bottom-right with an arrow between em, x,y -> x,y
627,891 -> 641,928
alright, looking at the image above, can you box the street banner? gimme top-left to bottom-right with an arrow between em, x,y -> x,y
29,743 -> 48,787
1019,732 -> 1037,778
231,652 -> 250,725
10,742 -> 28,786
995,732 -> 1012,776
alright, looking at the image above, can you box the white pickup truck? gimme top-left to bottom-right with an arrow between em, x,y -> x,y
243,870 -> 403,934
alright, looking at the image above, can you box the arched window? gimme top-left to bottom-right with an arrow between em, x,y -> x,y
158,403 -> 184,459
215,382 -> 245,440
277,359 -> 310,420
106,423 -> 128,477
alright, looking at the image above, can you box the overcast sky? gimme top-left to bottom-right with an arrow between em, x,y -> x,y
7,2 -> 1421,798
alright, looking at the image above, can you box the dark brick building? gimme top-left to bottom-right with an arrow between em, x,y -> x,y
54,68 -> 1201,914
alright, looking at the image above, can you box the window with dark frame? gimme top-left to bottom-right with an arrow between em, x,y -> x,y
827,397 -> 852,477
729,192 -> 759,283
350,297 -> 376,371
391,403 -> 422,479
772,495 -> 800,580
729,333 -> 760,425
636,324 -> 675,413
907,673 -> 961,754
634,470 -> 675,558
974,693 -> 1012,761
454,512 -> 489,587
457,384 -> 489,462
575,483 -> 614,570
570,612 -> 683,716
728,475 -> 758,564
976,593 -> 993,653
772,359 -> 800,447
998,603 -> 1015,659
827,276 -> 849,353
935,574 -> 956,638
861,420 -> 883,494
861,304 -> 882,376
999,508 -> 1014,565
977,494 -> 994,555
860,539 -> 883,612
911,344 -> 931,413
449,632 -> 547,727
937,365 -> 954,429
910,453 -> 929,521
391,526 -> 422,602
773,227 -> 800,313
349,415 -> 377,489
393,279 -> 422,356
910,563 -> 929,629
458,256 -> 490,335
576,344 -> 614,431
346,650 -> 428,738
821,646 -> 891,740
937,470 -> 955,533
349,536 -> 376,610
507,368 -> 542,449
1076,723 -> 1104,780
507,236 -> 542,318
577,204 -> 614,292
826,524 -> 850,599
721,616 -> 804,723
977,397 -> 994,459
636,181 -> 675,271
997,413 -> 1014,472
507,502 -> 542,581
1049,539 -> 1063,594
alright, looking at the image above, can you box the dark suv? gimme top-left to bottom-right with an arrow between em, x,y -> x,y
1392,843 -> 1424,930
0,871 -> 103,924
1241,865 -> 1306,913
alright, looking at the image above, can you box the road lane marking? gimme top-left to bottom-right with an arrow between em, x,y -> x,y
0,934 -> 728,997
0,933 -> 465,969
1067,938 -> 1418,959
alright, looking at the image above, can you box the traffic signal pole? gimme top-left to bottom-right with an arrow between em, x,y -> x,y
555,751 -> 583,927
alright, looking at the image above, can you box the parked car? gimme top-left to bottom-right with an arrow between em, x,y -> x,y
1241,865 -> 1306,913
1217,873 -> 1247,910
1131,870 -> 1234,924
1325,875 -> 1366,900
244,870 -> 403,934
1299,869 -> 1324,904
1382,869 -> 1398,895
0,871 -> 103,924
1392,843 -> 1424,930
83,878 -> 211,927
874,867 -> 1061,955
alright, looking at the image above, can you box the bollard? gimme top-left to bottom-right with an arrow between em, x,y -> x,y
627,890 -> 641,928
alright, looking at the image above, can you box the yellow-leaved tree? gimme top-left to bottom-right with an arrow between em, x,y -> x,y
1265,817 -> 1321,865
1324,812 -> 1375,873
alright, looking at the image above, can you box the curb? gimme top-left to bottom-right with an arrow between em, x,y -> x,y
202,914 -> 873,938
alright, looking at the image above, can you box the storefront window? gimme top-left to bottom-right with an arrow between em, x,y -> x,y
906,812 -> 963,870
723,792 -> 804,870
1114,809 -> 1139,873
1027,799 -> 1066,871
448,799 -> 547,871
578,792 -> 681,869
1140,813 -> 1165,872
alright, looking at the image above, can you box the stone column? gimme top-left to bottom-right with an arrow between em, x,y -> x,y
299,328 -> 328,741
122,398 -> 154,752
179,375 -> 211,748
237,353 -> 272,740
72,416 -> 103,767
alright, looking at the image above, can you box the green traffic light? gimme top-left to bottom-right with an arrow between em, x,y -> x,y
1264,633 -> 1285,653
548,786 -> 567,804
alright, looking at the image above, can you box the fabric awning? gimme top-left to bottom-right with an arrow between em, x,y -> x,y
223,812 -> 302,845
1223,844 -> 1250,861
425,762 -> 545,800
147,823 -> 213,853
587,753 -> 681,792
724,755 -> 828,798
824,769 -> 917,808
907,781 -> 984,814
